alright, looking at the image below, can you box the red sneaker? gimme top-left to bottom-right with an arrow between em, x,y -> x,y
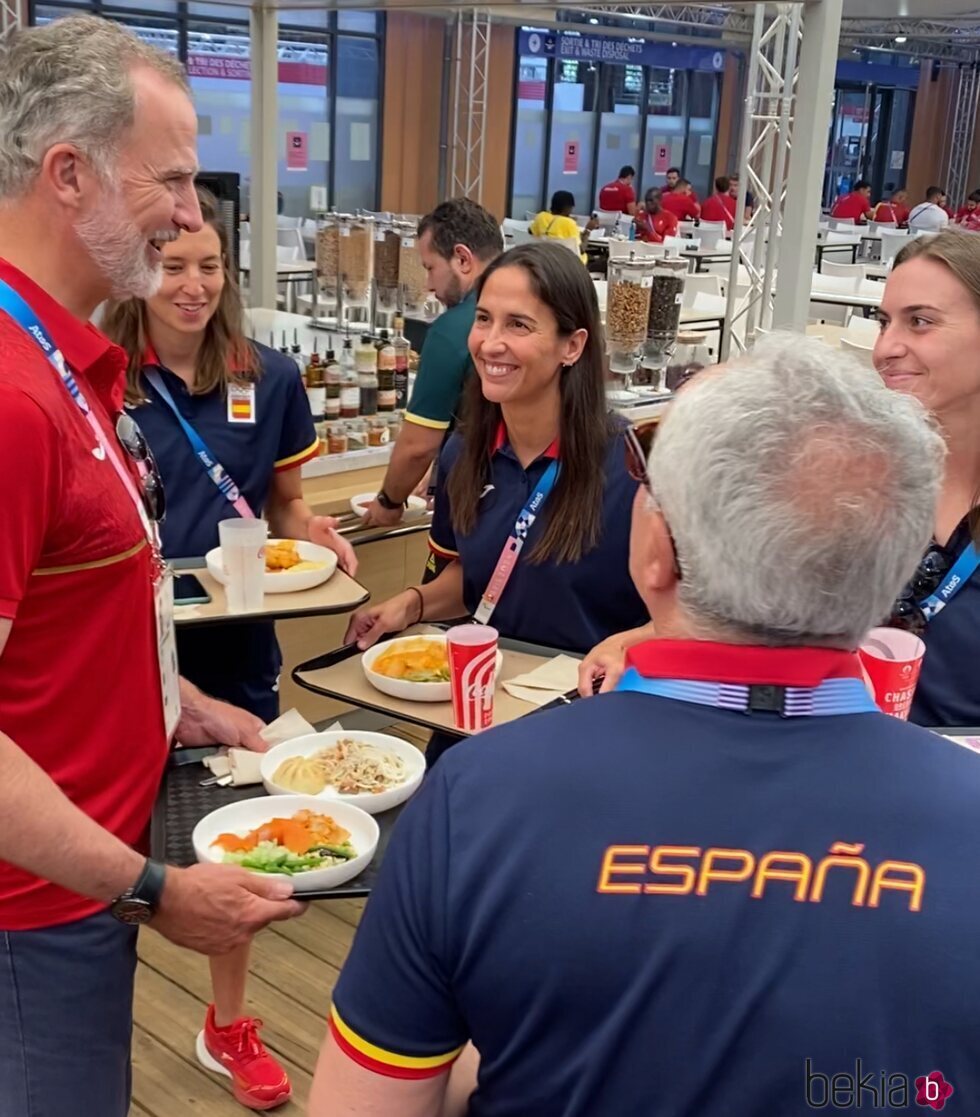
196,1004 -> 292,1111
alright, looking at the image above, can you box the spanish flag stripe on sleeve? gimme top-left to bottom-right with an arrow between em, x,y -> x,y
328,1006 -> 462,1079
274,438 -> 321,472
428,534 -> 459,559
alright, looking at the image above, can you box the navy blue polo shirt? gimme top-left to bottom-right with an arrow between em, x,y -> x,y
426,421 -> 646,653
331,641 -> 980,1114
908,514 -> 980,727
131,341 -> 318,559
131,341 -> 318,720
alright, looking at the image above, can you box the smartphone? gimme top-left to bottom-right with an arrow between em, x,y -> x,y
173,573 -> 212,606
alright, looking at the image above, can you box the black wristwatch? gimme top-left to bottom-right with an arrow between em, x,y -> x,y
376,488 -> 404,511
110,859 -> 167,925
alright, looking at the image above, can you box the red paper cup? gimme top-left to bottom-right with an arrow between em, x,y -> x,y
858,627 -> 926,720
446,625 -> 499,732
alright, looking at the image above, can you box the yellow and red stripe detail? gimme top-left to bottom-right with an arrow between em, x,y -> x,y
427,534 -> 458,559
328,1006 -> 461,1080
274,438 -> 321,472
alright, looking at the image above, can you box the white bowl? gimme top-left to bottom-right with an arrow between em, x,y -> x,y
350,492 -> 428,521
205,539 -> 338,594
362,633 -> 503,703
260,731 -> 425,814
191,794 -> 379,893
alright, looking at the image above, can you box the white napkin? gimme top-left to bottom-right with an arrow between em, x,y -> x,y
501,655 -> 581,708
202,709 -> 324,786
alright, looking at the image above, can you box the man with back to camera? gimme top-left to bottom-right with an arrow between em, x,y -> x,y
660,176 -> 702,222
597,164 -> 637,215
309,335 -> 980,1116
361,198 -> 503,529
831,178 -> 874,224
699,176 -> 735,230
908,186 -> 950,233
0,17 -> 304,1115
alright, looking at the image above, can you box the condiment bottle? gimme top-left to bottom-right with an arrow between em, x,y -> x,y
356,334 -> 379,416
392,315 -> 410,408
305,346 -> 325,422
377,330 -> 396,413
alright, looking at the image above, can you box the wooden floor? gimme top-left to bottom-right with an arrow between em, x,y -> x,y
131,721 -> 429,1116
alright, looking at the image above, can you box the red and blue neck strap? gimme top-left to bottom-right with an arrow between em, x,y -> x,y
616,641 -> 878,717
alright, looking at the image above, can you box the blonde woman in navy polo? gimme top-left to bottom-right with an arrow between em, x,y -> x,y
103,189 -> 355,1111
345,241 -> 646,672
875,231 -> 980,726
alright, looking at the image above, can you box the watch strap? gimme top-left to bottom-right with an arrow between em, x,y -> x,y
127,858 -> 167,908
377,488 -> 405,511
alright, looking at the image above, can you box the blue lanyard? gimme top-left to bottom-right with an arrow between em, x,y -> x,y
143,368 -> 254,518
0,280 -> 157,545
615,669 -> 879,717
473,458 -> 560,625
919,541 -> 980,621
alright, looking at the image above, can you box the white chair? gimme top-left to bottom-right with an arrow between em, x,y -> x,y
595,209 -> 623,232
840,336 -> 874,365
276,215 -> 303,230
844,315 -> 880,345
682,273 -> 722,308
810,272 -> 860,327
868,221 -> 897,235
240,220 -> 250,239
678,220 -> 699,239
276,243 -> 302,263
664,235 -> 700,257
881,229 -> 912,264
502,217 -> 529,239
829,216 -> 856,230
608,240 -> 664,261
820,260 -> 867,281
276,227 -> 307,260
548,235 -> 582,257
509,228 -> 535,247
697,220 -> 729,241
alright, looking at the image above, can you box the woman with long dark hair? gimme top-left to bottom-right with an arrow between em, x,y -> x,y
346,240 -> 645,668
103,188 -> 354,1110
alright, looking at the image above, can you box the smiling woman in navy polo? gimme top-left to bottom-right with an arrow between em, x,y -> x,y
101,188 -> 354,1109
346,241 -> 645,656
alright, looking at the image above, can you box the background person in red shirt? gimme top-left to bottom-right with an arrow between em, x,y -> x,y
729,173 -> 754,219
660,178 -> 701,223
831,179 -> 873,224
598,165 -> 637,215
872,188 -> 910,226
634,188 -> 680,243
0,18 -> 304,1117
954,189 -> 980,230
699,176 -> 735,231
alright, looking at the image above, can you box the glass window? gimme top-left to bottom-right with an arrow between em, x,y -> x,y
595,63 -> 642,210
187,23 -> 252,198
545,59 -> 598,215
512,54 -> 549,218
334,35 -> 379,212
337,11 -> 378,33
278,9 -> 329,30
187,3 -> 249,19
682,72 -> 719,198
647,66 -> 685,116
645,68 -> 686,191
277,33 -> 330,219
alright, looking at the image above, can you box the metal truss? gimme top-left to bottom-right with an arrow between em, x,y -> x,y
946,62 -> 980,207
450,9 -> 492,204
1,0 -> 22,39
571,4 -> 754,36
722,2 -> 801,357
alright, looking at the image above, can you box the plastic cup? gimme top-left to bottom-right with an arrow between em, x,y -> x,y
446,625 -> 499,732
218,518 -> 267,613
858,627 -> 926,720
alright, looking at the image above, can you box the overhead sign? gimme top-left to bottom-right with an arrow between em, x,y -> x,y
519,29 -> 726,73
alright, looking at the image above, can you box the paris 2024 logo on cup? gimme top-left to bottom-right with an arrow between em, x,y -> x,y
446,625 -> 499,732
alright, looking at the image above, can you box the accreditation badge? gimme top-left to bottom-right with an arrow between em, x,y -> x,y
227,384 -> 256,424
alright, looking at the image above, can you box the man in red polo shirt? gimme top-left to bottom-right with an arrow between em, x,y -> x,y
660,177 -> 701,223
310,337 -> 980,1116
699,176 -> 736,230
0,17 -> 303,1117
598,164 -> 637,215
831,179 -> 873,224
634,187 -> 680,244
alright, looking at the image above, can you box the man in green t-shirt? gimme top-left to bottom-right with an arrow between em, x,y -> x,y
361,198 -> 503,527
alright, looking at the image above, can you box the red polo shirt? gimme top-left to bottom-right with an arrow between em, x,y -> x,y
634,209 -> 679,244
660,191 -> 701,222
830,192 -> 872,223
598,180 -> 636,214
699,192 -> 735,230
0,260 -> 167,930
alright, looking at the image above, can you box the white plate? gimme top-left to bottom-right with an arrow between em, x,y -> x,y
260,731 -> 425,814
349,492 -> 428,521
205,539 -> 338,594
362,633 -> 503,703
192,794 -> 379,892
